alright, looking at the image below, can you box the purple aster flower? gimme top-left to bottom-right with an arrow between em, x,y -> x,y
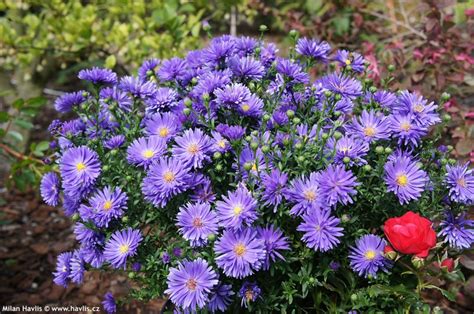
60,120 -> 85,138
238,147 -> 268,179
297,209 -> 343,252
235,36 -> 257,56
384,156 -> 428,204
62,193 -> 81,217
445,163 -> 474,204
216,185 -> 258,230
103,135 -> 125,150
394,91 -> 440,127
54,91 -> 86,113
191,70 -> 232,100
40,172 -> 60,206
173,129 -> 213,169
296,38 -> 331,62
326,135 -> 369,166
103,228 -> 142,269
60,146 -> 101,189
177,202 -> 219,247
319,165 -> 359,206
78,67 -> 117,84
260,42 -> 278,67
370,90 -> 397,110
53,252 -> 73,287
138,58 -> 160,82
237,94 -> 264,118
145,112 -> 182,141
215,83 -> 251,108
102,292 -> 116,314
334,50 -> 365,73
211,131 -> 231,153
142,157 -> 191,208
388,114 -> 427,147
162,252 -> 171,264
320,73 -> 362,99
439,211 -> 474,249
216,124 -> 245,141
261,169 -> 288,212
173,247 -> 182,257
48,119 -> 63,136
239,282 -> 261,308
74,223 -> 105,268
207,283 -> 234,313
257,225 -> 290,270
132,262 -> 142,272
329,261 -> 341,271
346,110 -> 391,142
349,235 -> 391,278
276,58 -> 310,84
127,136 -> 167,168
214,228 -> 266,278
158,57 -> 188,82
165,258 -> 218,311
145,87 -> 179,114
287,172 -> 325,216
203,37 -> 236,65
119,76 -> 157,99
69,250 -> 85,284
100,87 -> 133,112
229,56 -> 265,81
86,186 -> 128,228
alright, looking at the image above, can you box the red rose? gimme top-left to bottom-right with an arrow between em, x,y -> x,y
383,211 -> 436,258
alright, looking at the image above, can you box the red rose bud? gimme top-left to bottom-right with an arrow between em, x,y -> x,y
383,211 -> 436,258
411,256 -> 425,269
383,245 -> 397,260
440,258 -> 455,272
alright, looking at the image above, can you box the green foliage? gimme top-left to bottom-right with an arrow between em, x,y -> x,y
0,94 -> 51,191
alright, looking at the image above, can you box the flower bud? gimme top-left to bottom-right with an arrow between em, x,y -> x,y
363,164 -> 372,172
245,136 -> 252,142
387,64 -> 395,72
334,131 -> 343,140
343,157 -> 351,164
350,294 -> 358,301
286,109 -> 295,118
184,98 -> 193,108
324,90 -> 332,98
440,258 -> 455,272
262,114 -> 271,122
103,165 -> 110,171
213,152 -> 222,160
215,164 -> 223,172
71,213 -> 80,222
384,147 -> 392,154
369,86 -> 377,93
334,93 -> 342,101
441,92 -> 451,102
448,158 -> 456,165
375,146 -> 384,154
292,117 -> 301,124
383,245 -> 397,260
295,142 -> 303,150
202,93 -> 210,102
446,145 -> 453,152
321,133 -> 329,140
110,149 -> 118,155
346,65 -> 352,71
128,272 -> 136,279
243,162 -> 253,171
191,77 -> 198,85
261,145 -> 270,153
259,24 -> 268,32
308,277 -> 315,284
440,158 -> 448,165
297,156 -> 305,162
341,214 -> 351,223
411,256 -> 425,269
202,22 -> 211,32
289,29 -> 298,38
442,114 -> 451,123
207,233 -> 216,242
82,91 -> 89,98
333,111 -> 342,117
250,142 -> 259,150
122,216 -> 129,223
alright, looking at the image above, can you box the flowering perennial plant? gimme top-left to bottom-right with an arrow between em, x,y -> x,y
42,33 -> 474,312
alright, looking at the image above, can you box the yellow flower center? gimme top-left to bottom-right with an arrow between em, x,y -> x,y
364,127 -> 376,137
233,205 -> 243,216
414,104 -> 424,113
142,149 -> 154,159
62,266 -> 67,272
345,59 -> 351,65
245,290 -> 254,301
119,244 -> 129,254
365,250 -> 376,260
241,104 -> 250,112
340,146 -> 350,153
192,217 -> 203,228
158,127 -> 169,138
103,201 -> 113,211
234,243 -> 246,257
187,143 -> 200,155
163,171 -> 175,183
400,122 -> 411,131
218,140 -> 227,149
396,174 -> 408,187
186,278 -> 197,291
251,163 -> 257,171
315,224 -> 321,231
303,190 -> 316,201
76,162 -> 86,171
457,178 -> 466,187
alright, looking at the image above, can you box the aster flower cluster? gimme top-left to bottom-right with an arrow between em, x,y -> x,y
41,33 -> 473,313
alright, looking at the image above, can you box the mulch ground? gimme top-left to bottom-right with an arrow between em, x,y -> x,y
0,188 -> 164,313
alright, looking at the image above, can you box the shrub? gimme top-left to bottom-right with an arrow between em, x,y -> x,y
41,33 -> 473,312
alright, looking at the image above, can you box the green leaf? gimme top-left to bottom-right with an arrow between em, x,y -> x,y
105,55 -> 116,69
7,130 -> 23,142
35,141 -> 49,152
14,119 -> 33,130
26,97 -> 47,108
0,111 -> 9,123
12,98 -> 24,109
